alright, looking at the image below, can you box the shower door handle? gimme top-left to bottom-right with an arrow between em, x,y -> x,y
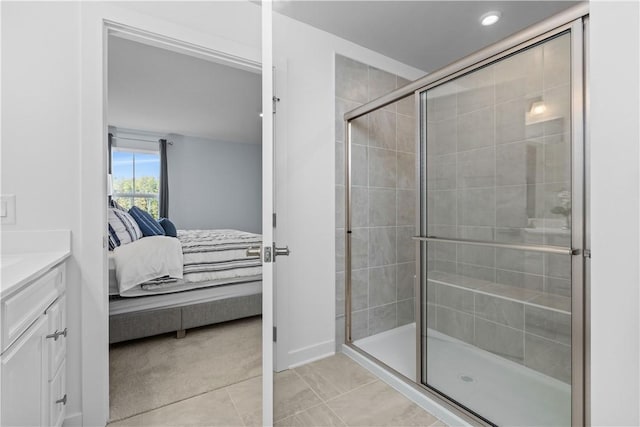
412,235 -> 572,255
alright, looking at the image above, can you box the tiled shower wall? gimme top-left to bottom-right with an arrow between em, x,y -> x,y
425,34 -> 573,383
335,55 -> 416,350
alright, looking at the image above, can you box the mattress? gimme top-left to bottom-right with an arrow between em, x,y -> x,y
177,229 -> 262,284
109,280 -> 262,315
109,247 -> 261,297
109,229 -> 263,297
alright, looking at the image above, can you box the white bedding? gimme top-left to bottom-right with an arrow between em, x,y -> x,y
109,229 -> 263,297
112,236 -> 183,297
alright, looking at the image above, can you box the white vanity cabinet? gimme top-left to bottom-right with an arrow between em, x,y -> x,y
1,262 -> 67,427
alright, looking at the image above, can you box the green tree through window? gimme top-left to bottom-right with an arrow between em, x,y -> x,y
112,150 -> 160,218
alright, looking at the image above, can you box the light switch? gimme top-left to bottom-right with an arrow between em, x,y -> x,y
1,195 -> 16,224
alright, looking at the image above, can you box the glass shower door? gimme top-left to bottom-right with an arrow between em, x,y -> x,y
419,31 -> 581,426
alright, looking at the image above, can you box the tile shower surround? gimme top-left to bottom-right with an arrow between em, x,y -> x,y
335,55 -> 417,350
428,272 -> 572,383
336,35 -> 572,384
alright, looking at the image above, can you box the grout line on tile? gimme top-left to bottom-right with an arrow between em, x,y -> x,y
317,397 -> 351,427
325,404 -> 349,427
429,417 -> 448,427
284,369 -> 337,422
224,387 -> 249,427
292,369 -> 325,402
323,378 -> 380,406
109,372 -> 263,424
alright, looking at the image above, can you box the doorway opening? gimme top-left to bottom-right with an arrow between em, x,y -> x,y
104,24 -> 264,425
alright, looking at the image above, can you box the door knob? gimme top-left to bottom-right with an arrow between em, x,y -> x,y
246,247 -> 261,257
273,245 -> 290,261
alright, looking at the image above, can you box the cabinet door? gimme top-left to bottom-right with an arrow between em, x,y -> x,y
1,315 -> 48,427
49,363 -> 66,427
46,295 -> 66,377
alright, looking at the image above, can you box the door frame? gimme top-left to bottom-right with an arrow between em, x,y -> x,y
79,4 -> 265,425
261,2 -> 274,424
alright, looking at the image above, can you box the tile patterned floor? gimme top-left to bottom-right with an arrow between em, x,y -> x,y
275,354 -> 444,427
109,322 -> 444,427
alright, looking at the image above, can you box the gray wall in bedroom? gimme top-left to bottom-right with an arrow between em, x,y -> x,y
167,134 -> 262,233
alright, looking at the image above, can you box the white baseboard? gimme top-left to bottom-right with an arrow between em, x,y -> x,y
342,345 -> 470,427
63,412 -> 83,427
288,339 -> 335,369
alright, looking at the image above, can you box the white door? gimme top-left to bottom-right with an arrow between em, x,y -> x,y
261,4 -> 292,424
261,3 -> 274,425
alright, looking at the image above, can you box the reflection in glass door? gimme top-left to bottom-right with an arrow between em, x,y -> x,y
418,30 -> 583,426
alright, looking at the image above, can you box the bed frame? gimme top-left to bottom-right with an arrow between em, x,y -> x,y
109,293 -> 262,344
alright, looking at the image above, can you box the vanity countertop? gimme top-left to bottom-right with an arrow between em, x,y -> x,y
1,251 -> 70,299
1,230 -> 71,299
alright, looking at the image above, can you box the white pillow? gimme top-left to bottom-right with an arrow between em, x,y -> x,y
108,208 -> 142,250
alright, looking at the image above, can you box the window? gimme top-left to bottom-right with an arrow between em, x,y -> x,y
112,149 -> 160,218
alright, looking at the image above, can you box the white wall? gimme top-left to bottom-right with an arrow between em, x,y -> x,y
590,2 -> 640,425
1,2 -> 83,422
272,12 -> 425,368
168,135 -> 261,233
3,2 -> 262,425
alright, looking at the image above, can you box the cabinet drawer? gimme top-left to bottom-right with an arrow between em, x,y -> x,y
46,295 -> 66,378
49,362 -> 66,427
2,266 -> 63,352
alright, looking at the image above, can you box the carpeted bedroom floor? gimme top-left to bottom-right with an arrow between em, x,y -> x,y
109,316 -> 262,423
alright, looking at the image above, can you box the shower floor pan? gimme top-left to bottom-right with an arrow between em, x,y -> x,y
354,323 -> 570,426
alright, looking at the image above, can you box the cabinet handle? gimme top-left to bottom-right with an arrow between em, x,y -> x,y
55,394 -> 67,405
46,328 -> 68,341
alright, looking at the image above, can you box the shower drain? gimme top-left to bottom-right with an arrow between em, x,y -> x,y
459,374 -> 475,383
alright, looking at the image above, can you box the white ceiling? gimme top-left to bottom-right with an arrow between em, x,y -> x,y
108,1 -> 578,142
108,35 -> 262,144
274,1 -> 579,73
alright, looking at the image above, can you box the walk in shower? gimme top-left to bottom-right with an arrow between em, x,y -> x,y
343,6 -> 588,426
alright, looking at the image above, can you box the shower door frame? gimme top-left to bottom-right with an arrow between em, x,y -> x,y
343,4 -> 589,426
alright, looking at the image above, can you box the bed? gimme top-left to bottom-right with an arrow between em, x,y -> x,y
109,229 -> 263,343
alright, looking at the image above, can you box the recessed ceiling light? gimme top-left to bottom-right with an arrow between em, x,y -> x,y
480,11 -> 501,26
